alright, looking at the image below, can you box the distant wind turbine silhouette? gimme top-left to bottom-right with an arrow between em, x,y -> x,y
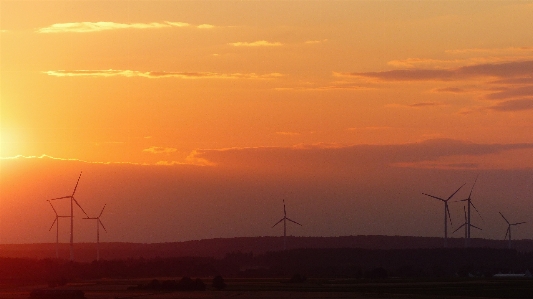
47,200 -> 71,259
457,176 -> 483,247
453,205 -> 481,248
499,212 -> 525,249
422,183 -> 465,248
272,200 -> 302,250
48,172 -> 89,261
83,204 -> 107,261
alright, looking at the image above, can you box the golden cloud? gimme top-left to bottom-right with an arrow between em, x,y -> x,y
229,40 -> 283,47
37,21 -> 190,33
44,70 -> 284,79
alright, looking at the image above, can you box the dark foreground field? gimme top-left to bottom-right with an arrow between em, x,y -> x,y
2,278 -> 533,299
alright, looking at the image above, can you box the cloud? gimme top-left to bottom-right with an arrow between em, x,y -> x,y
347,126 -> 394,131
275,82 -> 375,91
275,132 -> 301,136
143,147 -> 177,154
341,60 -> 533,82
431,87 -> 470,93
37,21 -> 190,33
0,154 -> 147,165
305,39 -> 328,44
446,47 -> 533,55
386,102 -> 444,109
197,24 -> 215,29
44,70 -> 284,80
188,139 -> 533,173
387,58 -> 463,69
487,98 -> 533,112
485,85 -> 533,100
229,40 -> 283,47
407,102 -> 442,108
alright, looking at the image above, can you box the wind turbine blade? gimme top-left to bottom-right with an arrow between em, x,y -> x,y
452,224 -> 466,234
71,172 -> 83,196
446,183 -> 466,201
286,218 -> 302,226
283,200 -> 286,217
49,218 -> 57,231
446,205 -> 453,227
456,199 -> 468,203
422,193 -> 445,201
272,218 -> 284,228
470,224 -> 482,231
72,197 -> 89,218
49,196 -> 71,201
512,222 -> 526,226
48,200 -> 58,216
468,175 -> 478,199
99,219 -> 107,232
463,206 -> 467,222
98,204 -> 107,218
499,212 -> 510,224
471,201 -> 483,221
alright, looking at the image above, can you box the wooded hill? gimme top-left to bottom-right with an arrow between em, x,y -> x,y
1,235 -> 533,261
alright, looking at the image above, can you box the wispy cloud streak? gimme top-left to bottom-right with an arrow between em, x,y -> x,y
341,60 -> 533,82
143,147 -> 177,154
229,40 -> 283,47
38,21 -> 191,33
44,70 -> 284,79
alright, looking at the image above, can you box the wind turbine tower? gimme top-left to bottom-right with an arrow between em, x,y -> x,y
48,172 -> 89,261
422,183 -> 464,248
272,200 -> 302,250
458,176 -> 483,248
47,200 -> 71,259
453,206 -> 481,248
84,204 -> 107,261
499,212 -> 525,249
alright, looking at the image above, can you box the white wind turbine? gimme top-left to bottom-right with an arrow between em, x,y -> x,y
453,205 -> 481,248
499,212 -> 525,249
83,204 -> 107,261
47,200 -> 71,259
272,200 -> 302,250
48,172 -> 89,261
422,183 -> 465,248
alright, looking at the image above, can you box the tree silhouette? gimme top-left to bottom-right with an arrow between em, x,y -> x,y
212,275 -> 226,290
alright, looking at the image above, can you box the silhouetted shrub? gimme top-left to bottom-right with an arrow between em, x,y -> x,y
366,267 -> 388,279
212,275 -> 226,290
194,278 -> 206,291
178,276 -> 194,290
146,279 -> 160,289
288,273 -> 307,283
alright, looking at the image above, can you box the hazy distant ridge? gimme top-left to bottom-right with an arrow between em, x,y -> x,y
2,235 -> 533,261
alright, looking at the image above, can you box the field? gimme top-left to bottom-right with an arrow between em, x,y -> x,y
1,277 -> 533,299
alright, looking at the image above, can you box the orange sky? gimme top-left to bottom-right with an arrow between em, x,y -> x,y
1,1 -> 533,245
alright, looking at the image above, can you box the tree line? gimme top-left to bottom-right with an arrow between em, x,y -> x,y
1,248 -> 532,284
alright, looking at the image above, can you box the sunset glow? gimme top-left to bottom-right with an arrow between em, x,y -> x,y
1,1 -> 533,244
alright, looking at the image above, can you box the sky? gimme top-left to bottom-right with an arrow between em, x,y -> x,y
1,1 -> 533,245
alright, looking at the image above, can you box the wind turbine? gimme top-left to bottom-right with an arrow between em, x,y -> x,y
458,176 -> 483,247
422,183 -> 465,248
499,212 -> 525,249
48,172 -> 89,261
272,200 -> 302,250
83,204 -> 107,261
453,205 -> 481,248
47,200 -> 71,259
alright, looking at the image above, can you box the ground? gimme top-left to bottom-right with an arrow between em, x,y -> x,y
1,278 -> 532,299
